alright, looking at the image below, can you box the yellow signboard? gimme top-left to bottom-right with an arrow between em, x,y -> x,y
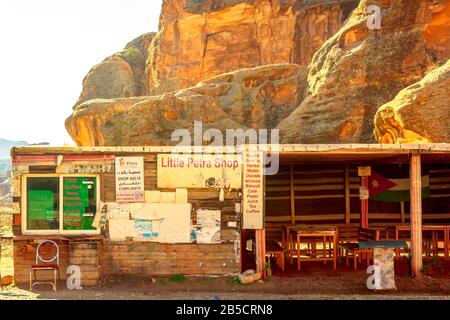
157,154 -> 242,189
358,166 -> 372,177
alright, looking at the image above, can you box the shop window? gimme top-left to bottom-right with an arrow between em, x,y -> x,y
24,175 -> 99,235
27,177 -> 59,230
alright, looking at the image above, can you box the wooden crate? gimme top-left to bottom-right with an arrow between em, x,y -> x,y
69,242 -> 100,287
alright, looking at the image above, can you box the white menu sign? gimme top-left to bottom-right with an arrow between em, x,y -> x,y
242,147 -> 264,229
115,157 -> 145,202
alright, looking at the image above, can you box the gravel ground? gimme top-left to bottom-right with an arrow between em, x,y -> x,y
2,271 -> 450,300
2,286 -> 450,300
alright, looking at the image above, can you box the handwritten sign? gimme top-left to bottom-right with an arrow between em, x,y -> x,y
358,166 -> 372,177
62,177 -> 97,230
242,147 -> 264,229
115,157 -> 145,202
157,154 -> 242,189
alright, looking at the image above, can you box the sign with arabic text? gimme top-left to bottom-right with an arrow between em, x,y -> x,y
115,157 -> 145,202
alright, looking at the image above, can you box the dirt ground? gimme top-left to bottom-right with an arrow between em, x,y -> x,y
3,204 -> 450,300
2,259 -> 450,300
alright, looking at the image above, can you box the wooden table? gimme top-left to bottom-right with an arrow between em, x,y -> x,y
288,225 -> 338,271
388,224 -> 449,259
281,224 -> 302,258
282,224 -> 328,264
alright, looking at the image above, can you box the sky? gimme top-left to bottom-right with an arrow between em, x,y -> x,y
0,0 -> 162,146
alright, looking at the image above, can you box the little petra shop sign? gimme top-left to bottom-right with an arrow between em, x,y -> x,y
157,154 -> 242,189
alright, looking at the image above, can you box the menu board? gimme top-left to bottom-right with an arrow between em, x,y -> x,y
115,157 -> 145,202
63,177 -> 97,230
242,147 -> 264,229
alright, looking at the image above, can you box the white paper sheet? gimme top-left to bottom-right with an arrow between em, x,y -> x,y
107,202 -> 130,220
109,219 -> 135,241
129,203 -> 191,243
196,209 -> 221,244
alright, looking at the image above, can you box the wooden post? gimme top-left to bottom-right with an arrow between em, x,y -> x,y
345,165 -> 351,224
400,201 -> 405,223
360,176 -> 369,228
290,164 -> 296,224
410,152 -> 423,278
255,229 -> 266,278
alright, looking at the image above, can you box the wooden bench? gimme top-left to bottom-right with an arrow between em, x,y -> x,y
338,228 -> 380,270
336,224 -> 359,243
266,240 -> 285,271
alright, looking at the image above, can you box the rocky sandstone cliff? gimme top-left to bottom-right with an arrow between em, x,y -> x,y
374,59 -> 450,144
147,0 -> 359,95
66,64 -> 307,146
74,33 -> 156,107
278,0 -> 450,144
66,0 -> 450,146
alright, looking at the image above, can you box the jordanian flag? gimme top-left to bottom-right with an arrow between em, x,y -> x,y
369,171 -> 431,202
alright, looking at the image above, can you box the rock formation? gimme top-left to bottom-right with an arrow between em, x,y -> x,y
147,0 -> 359,95
67,0 -> 360,145
74,33 -> 156,108
278,0 -> 450,144
66,0 -> 450,146
66,64 -> 307,146
374,59 -> 450,144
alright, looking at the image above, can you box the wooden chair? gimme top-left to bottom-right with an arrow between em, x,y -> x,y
265,240 -> 285,272
29,240 -> 60,292
338,228 -> 380,270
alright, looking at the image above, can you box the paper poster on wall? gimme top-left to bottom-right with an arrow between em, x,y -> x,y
129,203 -> 191,243
134,219 -> 162,239
115,156 -> 145,202
106,202 -> 130,220
196,209 -> 221,244
157,154 -> 242,189
109,219 -> 135,241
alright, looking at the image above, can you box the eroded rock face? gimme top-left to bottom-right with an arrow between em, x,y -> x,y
278,0 -> 450,144
66,64 -> 308,146
74,33 -> 156,108
67,0 -> 450,147
374,59 -> 450,143
147,0 -> 359,95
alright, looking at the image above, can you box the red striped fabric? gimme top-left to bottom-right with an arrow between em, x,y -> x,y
361,176 -> 369,228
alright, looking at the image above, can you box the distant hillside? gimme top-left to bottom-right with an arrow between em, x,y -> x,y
0,138 -> 49,159
0,139 -> 49,201
0,159 -> 11,202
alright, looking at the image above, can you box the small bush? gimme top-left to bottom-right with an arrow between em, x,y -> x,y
170,274 -> 186,283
